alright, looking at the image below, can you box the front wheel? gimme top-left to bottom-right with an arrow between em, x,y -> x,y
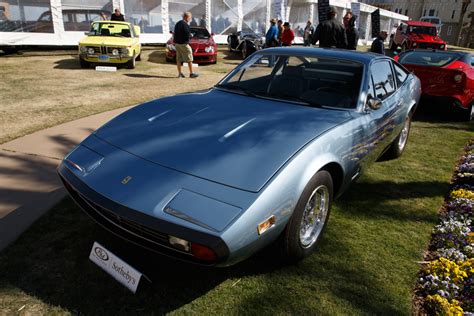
384,113 -> 412,159
127,55 -> 136,69
280,170 -> 333,261
136,53 -> 141,61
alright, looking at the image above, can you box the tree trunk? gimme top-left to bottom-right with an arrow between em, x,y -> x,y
455,0 -> 471,46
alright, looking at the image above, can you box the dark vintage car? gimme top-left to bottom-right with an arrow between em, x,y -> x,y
166,26 -> 217,64
395,50 -> 474,120
58,48 -> 421,269
227,31 -> 265,59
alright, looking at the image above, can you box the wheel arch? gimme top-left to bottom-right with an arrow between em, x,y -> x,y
320,162 -> 344,198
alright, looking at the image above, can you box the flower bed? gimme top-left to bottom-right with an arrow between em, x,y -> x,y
417,139 -> 474,315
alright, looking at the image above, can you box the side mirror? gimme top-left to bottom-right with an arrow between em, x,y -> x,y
367,97 -> 382,110
211,32 -> 215,37
84,31 -> 93,36
134,25 -> 141,36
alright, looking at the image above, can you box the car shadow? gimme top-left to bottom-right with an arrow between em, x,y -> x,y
123,73 -> 177,79
0,175 -> 453,314
54,57 -> 84,70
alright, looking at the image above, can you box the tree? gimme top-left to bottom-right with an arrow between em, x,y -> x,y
455,0 -> 471,46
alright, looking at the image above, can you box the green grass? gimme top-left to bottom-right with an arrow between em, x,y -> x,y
0,113 -> 472,314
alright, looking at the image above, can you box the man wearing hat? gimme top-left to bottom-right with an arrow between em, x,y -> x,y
265,18 -> 279,48
312,6 -> 347,48
281,22 -> 295,46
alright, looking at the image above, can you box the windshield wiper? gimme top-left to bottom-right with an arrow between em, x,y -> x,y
215,84 -> 258,97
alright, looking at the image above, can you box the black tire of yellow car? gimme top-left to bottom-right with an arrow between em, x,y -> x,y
127,55 -> 136,69
383,112 -> 412,160
280,170 -> 333,261
79,57 -> 89,69
136,53 -> 141,61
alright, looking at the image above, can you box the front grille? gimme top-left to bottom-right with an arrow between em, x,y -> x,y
417,43 -> 442,49
83,196 -> 170,245
62,178 -> 180,253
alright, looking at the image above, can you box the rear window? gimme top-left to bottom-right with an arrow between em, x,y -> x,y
398,52 -> 458,67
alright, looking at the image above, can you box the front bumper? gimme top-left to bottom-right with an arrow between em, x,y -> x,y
80,53 -> 133,64
58,163 -> 230,266
166,50 -> 217,64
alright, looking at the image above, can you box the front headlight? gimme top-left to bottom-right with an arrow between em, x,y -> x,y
167,44 -> 176,51
440,44 -> 445,49
412,42 -> 417,47
87,47 -> 95,55
79,46 -> 87,53
112,48 -> 119,55
204,46 -> 215,53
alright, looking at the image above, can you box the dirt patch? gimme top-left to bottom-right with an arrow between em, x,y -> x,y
0,47 -> 241,144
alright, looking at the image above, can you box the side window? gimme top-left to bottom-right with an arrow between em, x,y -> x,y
371,61 -> 396,99
393,62 -> 408,86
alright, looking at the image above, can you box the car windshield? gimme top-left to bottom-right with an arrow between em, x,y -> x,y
216,54 -> 363,109
89,22 -> 132,37
408,25 -> 436,35
398,52 -> 458,67
190,28 -> 210,39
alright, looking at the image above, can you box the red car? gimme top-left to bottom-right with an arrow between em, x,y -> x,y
390,21 -> 447,51
395,50 -> 474,120
166,26 -> 217,64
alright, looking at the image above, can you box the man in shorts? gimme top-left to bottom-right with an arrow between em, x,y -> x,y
174,12 -> 199,78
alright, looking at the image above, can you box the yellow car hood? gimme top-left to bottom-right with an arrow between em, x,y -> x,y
79,36 -> 138,47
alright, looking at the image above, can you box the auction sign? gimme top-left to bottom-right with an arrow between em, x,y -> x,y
89,241 -> 143,293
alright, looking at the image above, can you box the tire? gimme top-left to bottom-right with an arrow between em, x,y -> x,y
241,42 -> 247,59
127,55 -> 136,69
79,57 -> 89,68
383,113 -> 412,159
2,46 -> 19,55
389,38 -> 396,51
136,53 -> 141,61
463,103 -> 473,121
280,170 -> 333,261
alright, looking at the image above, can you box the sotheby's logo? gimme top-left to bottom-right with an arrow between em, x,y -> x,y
94,246 -> 109,261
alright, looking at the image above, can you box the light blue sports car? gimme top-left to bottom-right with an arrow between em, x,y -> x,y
58,48 -> 421,266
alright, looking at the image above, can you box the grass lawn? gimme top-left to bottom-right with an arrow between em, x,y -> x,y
0,45 -> 473,314
0,46 -> 239,144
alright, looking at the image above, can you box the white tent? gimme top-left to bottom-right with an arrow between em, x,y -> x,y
0,0 -> 408,46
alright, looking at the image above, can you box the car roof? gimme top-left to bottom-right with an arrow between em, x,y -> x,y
257,47 -> 386,65
405,21 -> 435,27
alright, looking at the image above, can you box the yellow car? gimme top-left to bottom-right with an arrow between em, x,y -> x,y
79,21 -> 141,69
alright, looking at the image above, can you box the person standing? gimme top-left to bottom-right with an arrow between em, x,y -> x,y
110,9 -> 125,21
277,20 -> 284,45
345,15 -> 359,50
265,19 -> 278,48
174,12 -> 199,78
370,31 -> 388,55
303,20 -> 314,46
312,6 -> 347,48
281,22 -> 295,46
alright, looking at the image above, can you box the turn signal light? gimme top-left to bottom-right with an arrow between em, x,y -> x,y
191,243 -> 217,262
257,215 -> 276,235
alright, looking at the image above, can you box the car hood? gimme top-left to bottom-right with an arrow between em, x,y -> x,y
79,36 -> 137,46
95,89 -> 351,192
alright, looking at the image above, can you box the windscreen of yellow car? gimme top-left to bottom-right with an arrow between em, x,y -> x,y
89,22 -> 133,38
